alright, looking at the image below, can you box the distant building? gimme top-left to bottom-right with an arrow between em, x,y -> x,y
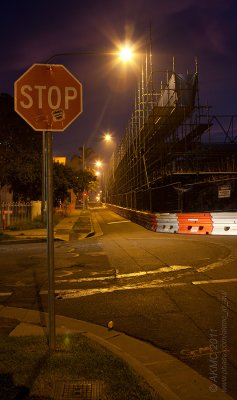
53,157 -> 66,165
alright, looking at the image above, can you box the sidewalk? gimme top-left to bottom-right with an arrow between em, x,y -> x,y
0,209 -> 234,399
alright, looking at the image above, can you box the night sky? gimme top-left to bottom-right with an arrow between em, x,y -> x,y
1,0 -> 237,161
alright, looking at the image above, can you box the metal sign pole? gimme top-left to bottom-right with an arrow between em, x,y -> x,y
45,131 -> 56,352
41,132 -> 46,221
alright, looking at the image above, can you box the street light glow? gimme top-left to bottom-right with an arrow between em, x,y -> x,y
95,160 -> 103,168
119,46 -> 133,62
103,132 -> 112,142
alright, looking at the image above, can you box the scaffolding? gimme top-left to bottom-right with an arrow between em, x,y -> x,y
106,53 -> 237,212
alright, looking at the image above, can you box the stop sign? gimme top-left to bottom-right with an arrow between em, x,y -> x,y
14,63 -> 83,131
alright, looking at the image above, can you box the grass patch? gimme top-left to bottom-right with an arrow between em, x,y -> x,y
72,210 -> 92,233
7,213 -> 64,231
8,219 -> 46,231
0,334 -> 161,400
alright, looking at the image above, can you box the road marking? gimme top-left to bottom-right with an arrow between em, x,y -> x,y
0,292 -> 12,296
56,275 -> 114,283
55,265 -> 192,283
56,270 -> 75,278
40,275 -> 237,299
118,265 -> 191,277
40,280 -> 187,299
197,251 -> 237,272
107,221 -> 131,224
192,278 -> 237,285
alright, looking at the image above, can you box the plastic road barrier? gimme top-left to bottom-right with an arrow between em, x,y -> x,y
156,213 -> 179,233
211,212 -> 237,235
177,213 -> 213,235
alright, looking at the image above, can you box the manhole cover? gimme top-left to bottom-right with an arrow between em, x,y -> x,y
53,380 -> 107,400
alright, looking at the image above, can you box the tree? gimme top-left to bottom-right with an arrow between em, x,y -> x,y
67,145 -> 99,205
0,93 -> 42,200
0,93 -> 98,204
53,162 -> 97,207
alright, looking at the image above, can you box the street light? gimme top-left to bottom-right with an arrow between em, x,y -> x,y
95,160 -> 103,168
45,45 -> 135,64
119,46 -> 133,62
103,132 -> 112,142
42,46 -> 134,212
42,42 -> 135,207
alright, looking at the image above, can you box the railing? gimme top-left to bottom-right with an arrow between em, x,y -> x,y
0,201 -> 41,229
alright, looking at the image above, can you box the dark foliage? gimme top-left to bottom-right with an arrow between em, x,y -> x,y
0,93 -> 42,200
0,93 -> 97,203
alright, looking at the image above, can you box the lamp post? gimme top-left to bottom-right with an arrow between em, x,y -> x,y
42,47 -> 134,215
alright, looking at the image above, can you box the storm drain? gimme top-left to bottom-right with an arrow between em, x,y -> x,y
53,380 -> 107,400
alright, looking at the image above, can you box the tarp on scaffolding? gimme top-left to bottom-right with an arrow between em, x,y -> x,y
158,73 -> 197,108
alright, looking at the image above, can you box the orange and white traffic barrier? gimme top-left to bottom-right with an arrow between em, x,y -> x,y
177,213 -> 213,235
211,212 -> 237,235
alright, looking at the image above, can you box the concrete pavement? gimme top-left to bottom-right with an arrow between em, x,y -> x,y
0,208 -> 234,400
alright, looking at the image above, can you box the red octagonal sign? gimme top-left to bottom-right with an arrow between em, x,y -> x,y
14,63 -> 83,132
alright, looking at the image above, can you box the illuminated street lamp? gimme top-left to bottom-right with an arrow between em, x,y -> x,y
119,46 -> 133,62
45,45 -> 134,64
103,132 -> 113,142
42,45 -> 133,213
95,160 -> 103,168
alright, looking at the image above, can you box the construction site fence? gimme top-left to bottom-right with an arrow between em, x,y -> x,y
106,204 -> 237,236
0,201 -> 41,229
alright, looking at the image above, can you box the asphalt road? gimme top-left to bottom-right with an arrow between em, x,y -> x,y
0,207 -> 237,399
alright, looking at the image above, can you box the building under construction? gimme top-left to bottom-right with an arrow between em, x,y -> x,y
106,54 -> 237,213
